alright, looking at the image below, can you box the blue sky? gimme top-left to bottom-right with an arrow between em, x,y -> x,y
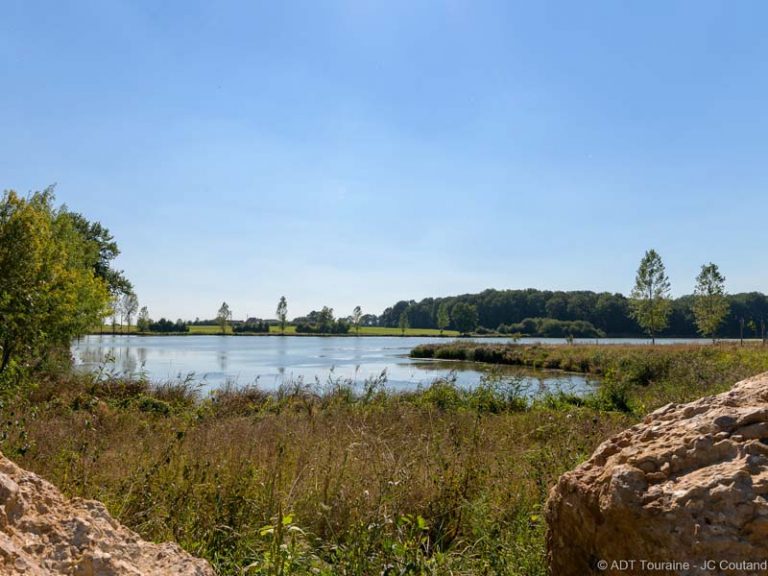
2,1 -> 767,320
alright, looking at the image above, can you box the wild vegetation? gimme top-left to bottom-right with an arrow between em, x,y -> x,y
412,342 -> 768,411
0,189 -> 128,379
3,344 -> 768,574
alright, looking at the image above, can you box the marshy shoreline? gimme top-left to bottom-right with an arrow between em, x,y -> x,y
4,342 -> 768,574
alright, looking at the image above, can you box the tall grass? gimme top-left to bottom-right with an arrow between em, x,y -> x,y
2,343 -> 767,574
412,342 -> 768,410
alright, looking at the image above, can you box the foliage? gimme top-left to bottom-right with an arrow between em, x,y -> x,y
436,302 -> 450,335
149,318 -> 189,333
498,317 -> 604,338
411,342 -> 768,408
629,249 -> 671,343
276,297 -> 288,334
233,320 -> 270,333
351,305 -> 362,335
693,263 -> 729,341
378,288 -> 768,339
378,290 -> 640,336
294,307 -> 349,334
451,302 -> 479,334
0,189 -> 113,375
137,306 -> 150,332
398,310 -> 410,335
120,292 -> 139,331
217,302 -> 232,334
62,210 -> 132,296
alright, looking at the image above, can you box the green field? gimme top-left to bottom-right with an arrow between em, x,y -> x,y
100,324 -> 462,337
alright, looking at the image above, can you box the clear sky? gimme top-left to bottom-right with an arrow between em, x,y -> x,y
2,1 -> 767,320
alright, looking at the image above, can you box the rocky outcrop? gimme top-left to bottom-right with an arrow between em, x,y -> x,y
546,373 -> 768,576
0,453 -> 214,575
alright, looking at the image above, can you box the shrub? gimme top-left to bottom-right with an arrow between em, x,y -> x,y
149,318 -> 189,333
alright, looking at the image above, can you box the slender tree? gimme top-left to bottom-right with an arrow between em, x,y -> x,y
437,302 -> 450,335
692,263 -> 729,342
398,311 -> 410,335
276,296 -> 288,334
110,296 -> 120,334
352,306 -> 363,335
137,306 -> 150,332
217,302 -> 232,334
629,249 -> 671,344
121,292 -> 139,333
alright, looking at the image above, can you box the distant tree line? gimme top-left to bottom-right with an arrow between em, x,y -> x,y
294,307 -> 350,334
378,289 -> 768,338
498,318 -> 604,338
233,319 -> 270,334
148,318 -> 189,333
125,251 -> 764,340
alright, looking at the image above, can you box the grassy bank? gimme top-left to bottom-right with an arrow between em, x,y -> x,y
3,344 -> 768,574
96,325 -> 462,337
412,341 -> 768,411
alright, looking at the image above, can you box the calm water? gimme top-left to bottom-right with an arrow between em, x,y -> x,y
72,335 -> 605,394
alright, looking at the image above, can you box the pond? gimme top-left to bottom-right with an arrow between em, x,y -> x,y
72,335 -> 599,395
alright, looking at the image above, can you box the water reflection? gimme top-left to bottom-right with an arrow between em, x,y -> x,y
72,334 -> 598,395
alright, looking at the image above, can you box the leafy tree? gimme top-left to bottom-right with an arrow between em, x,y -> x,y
137,306 -> 150,332
109,295 -> 120,334
360,313 -> 378,327
121,292 -> 139,332
545,293 -> 569,319
294,306 -> 349,334
317,306 -> 335,333
61,210 -> 132,297
276,296 -> 288,334
149,318 -> 189,333
437,303 -> 450,335
398,311 -> 410,335
452,303 -> 479,334
498,317 -> 603,338
217,302 -> 232,334
377,286 -> 768,338
379,300 -> 413,328
693,263 -> 729,341
234,319 -> 269,333
629,249 -> 671,344
352,305 -> 363,335
0,189 -> 113,374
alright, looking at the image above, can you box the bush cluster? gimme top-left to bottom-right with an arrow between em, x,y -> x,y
148,318 -> 189,333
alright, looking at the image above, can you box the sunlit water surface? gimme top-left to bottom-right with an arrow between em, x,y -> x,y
72,335 -> 613,395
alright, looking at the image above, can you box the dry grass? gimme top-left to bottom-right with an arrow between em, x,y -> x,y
3,343 -> 768,574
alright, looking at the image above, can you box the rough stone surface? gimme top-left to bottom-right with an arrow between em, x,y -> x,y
546,373 -> 768,576
0,452 -> 214,575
